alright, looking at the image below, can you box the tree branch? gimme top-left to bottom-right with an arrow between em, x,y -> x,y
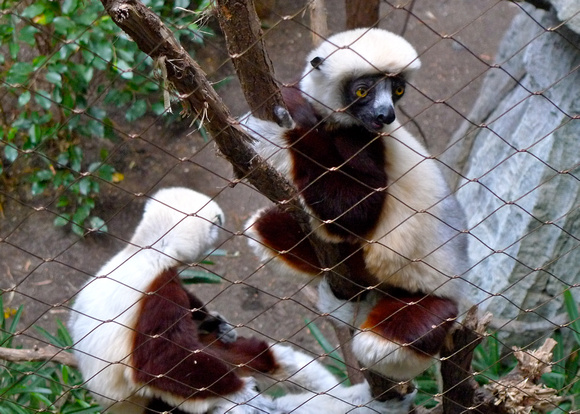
214,0 -> 381,392
215,0 -> 286,122
100,0 -> 296,207
0,346 -> 77,367
439,309 -> 499,414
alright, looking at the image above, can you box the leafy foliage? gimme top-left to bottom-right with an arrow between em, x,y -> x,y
0,0 -> 211,235
0,295 -> 101,413
543,290 -> 580,413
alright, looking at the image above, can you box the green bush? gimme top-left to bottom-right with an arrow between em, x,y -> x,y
0,0 -> 211,236
0,295 -> 101,413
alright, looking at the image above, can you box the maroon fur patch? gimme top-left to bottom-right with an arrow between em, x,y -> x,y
252,207 -> 380,292
132,268 -> 275,401
361,293 -> 458,356
199,335 -> 278,375
253,206 -> 322,275
281,87 -> 388,242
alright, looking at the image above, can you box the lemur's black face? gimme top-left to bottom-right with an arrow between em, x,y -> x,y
342,75 -> 406,132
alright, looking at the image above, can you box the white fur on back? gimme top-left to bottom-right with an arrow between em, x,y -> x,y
69,187 -> 224,413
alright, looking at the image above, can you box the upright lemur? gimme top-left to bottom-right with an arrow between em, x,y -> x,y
244,28 -> 470,381
70,187 -> 413,414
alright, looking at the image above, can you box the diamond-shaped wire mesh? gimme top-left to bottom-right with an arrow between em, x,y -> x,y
0,1 -> 579,413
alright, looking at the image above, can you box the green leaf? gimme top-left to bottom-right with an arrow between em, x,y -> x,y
53,16 -> 75,35
96,164 -> 114,181
52,85 -> 63,104
79,65 -> 94,84
56,196 -> 70,207
61,0 -> 79,15
54,214 -> 70,227
8,306 -> 23,336
125,100 -> 147,122
35,89 -> 53,110
72,205 -> 91,226
6,62 -> 34,85
179,269 -> 222,284
542,372 -> 565,392
78,177 -> 91,196
9,41 -> 19,60
69,145 -> 83,172
205,248 -> 231,257
4,144 -> 18,162
564,348 -> 579,385
18,25 -> 39,47
18,91 -> 31,107
21,3 -> 45,19
72,223 -> 85,236
86,119 -> 104,138
564,289 -> 580,346
88,216 -> 107,233
45,71 -> 62,86
31,180 -> 47,196
35,169 -> 54,182
551,329 -> 565,374
151,101 -> 166,116
0,24 -> 14,38
175,0 -> 190,8
115,59 -> 133,79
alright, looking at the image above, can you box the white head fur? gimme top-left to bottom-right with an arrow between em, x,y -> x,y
300,28 -> 421,127
130,187 -> 225,267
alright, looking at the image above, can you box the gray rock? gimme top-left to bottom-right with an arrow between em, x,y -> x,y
549,0 -> 580,35
445,5 -> 580,345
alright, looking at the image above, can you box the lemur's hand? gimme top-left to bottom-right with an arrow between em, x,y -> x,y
199,311 -> 237,343
274,105 -> 295,129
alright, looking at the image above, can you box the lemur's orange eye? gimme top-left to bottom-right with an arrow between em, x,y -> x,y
394,86 -> 405,96
356,88 -> 368,98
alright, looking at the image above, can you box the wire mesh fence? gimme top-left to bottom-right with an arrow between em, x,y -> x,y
0,0 -> 579,413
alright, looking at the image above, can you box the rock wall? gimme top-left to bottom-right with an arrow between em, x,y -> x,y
445,4 -> 580,345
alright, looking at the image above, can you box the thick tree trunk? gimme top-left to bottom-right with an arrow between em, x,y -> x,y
345,0 -> 380,29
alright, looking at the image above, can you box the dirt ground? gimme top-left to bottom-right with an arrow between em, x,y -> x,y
0,1 -> 518,355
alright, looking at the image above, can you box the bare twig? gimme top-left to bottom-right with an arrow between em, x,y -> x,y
99,0 -> 297,208
0,346 -> 78,367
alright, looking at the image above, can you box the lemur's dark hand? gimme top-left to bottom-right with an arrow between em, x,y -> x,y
274,106 -> 295,129
199,311 -> 237,343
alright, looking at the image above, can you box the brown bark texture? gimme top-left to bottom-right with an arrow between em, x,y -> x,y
345,0 -> 380,29
0,345 -> 78,367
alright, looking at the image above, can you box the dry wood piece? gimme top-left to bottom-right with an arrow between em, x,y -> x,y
0,345 -> 77,367
484,338 -> 563,414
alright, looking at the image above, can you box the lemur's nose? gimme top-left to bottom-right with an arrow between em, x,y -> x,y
376,107 -> 396,125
